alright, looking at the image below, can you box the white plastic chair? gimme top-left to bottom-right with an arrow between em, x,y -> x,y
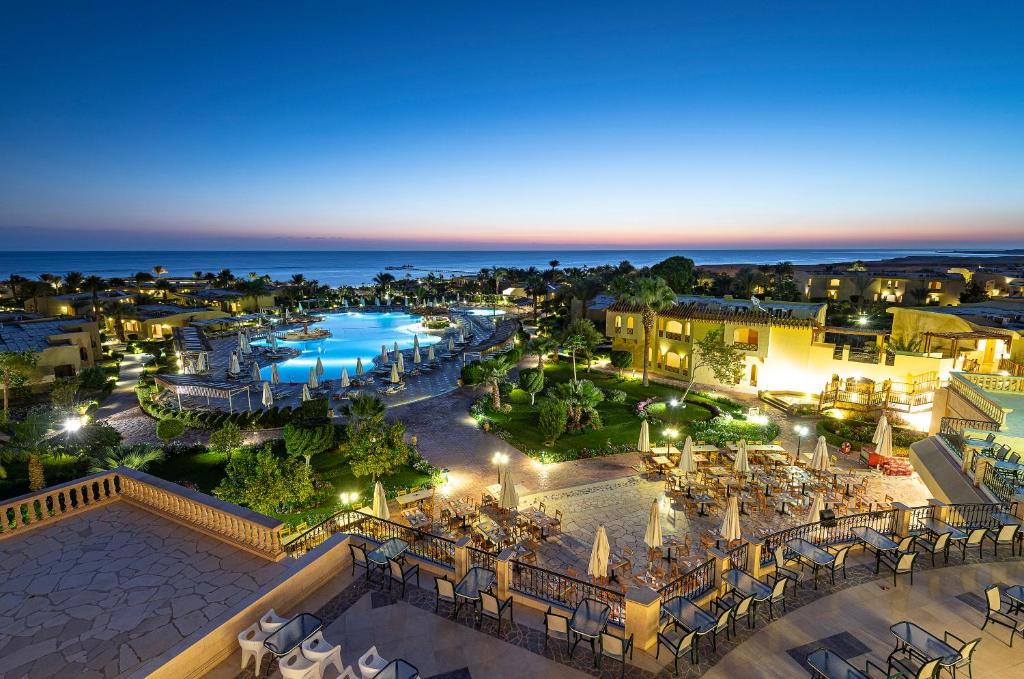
280,647 -> 319,679
258,608 -> 290,633
237,623 -> 270,673
301,631 -> 343,679
358,645 -> 388,679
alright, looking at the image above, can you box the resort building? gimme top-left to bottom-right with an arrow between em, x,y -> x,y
795,270 -> 966,306
24,290 -> 135,316
0,317 -> 101,381
105,304 -> 230,340
175,288 -> 277,314
949,266 -> 1024,298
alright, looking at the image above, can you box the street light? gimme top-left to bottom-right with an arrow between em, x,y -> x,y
491,451 -> 509,484
63,417 -> 83,433
795,425 -> 809,455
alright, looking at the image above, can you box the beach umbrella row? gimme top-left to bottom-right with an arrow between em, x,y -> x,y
251,362 -> 261,382
271,363 -> 280,384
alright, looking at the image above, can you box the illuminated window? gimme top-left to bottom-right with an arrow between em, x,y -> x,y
827,290 -> 838,300
626,317 -> 635,330
928,281 -> 942,290
829,279 -> 841,287
733,328 -> 759,345
614,315 -> 622,329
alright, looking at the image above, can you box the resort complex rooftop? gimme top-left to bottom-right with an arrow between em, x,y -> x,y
0,317 -> 93,353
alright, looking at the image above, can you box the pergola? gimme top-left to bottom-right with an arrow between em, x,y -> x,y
920,330 -> 1009,358
153,374 -> 252,413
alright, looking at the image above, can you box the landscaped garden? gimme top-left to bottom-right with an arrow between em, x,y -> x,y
469,360 -> 777,462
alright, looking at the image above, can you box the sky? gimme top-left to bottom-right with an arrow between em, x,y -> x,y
1,2 -> 1023,251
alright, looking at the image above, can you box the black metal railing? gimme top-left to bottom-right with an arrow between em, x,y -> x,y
510,560 -> 625,626
285,511 -> 457,568
726,541 -> 750,570
939,416 -> 1000,460
468,545 -> 498,571
983,466 -> 1022,503
733,341 -> 759,352
944,502 -> 1015,529
658,558 -> 715,602
761,509 -> 899,565
907,505 -> 935,533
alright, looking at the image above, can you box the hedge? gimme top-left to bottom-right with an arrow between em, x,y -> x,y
135,385 -> 294,430
816,417 -> 926,456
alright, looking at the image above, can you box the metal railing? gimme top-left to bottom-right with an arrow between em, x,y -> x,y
983,466 -> 1022,503
944,502 -> 1015,529
726,541 -> 750,570
948,373 -> 1008,427
938,416 -> 1000,459
733,341 -> 759,352
468,545 -> 498,571
658,558 -> 715,602
760,509 -> 899,565
286,511 -> 457,567
509,560 -> 625,626
907,505 -> 935,533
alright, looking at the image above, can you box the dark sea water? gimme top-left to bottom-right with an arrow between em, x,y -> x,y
0,249 -> 1005,287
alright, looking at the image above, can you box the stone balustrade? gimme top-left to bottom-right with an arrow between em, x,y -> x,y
949,372 -> 1010,427
0,467 -> 285,560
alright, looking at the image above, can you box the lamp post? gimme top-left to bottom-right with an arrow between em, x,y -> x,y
491,451 -> 509,484
795,425 -> 809,456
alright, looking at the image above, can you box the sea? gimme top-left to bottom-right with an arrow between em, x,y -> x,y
0,249 -> 1010,288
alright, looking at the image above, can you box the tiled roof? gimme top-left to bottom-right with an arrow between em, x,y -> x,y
0,318 -> 90,353
607,295 -> 823,327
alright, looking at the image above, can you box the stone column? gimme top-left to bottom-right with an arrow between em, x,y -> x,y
961,447 -> 975,475
892,502 -> 912,537
707,547 -> 728,598
495,547 -> 514,600
747,539 -> 765,578
928,498 -> 949,524
454,537 -> 471,582
973,457 -> 993,487
624,587 -> 661,651
1012,495 -> 1024,521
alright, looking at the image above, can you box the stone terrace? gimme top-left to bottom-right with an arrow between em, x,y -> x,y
0,502 -> 290,678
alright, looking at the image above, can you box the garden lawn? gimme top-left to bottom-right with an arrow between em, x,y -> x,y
492,362 -> 718,459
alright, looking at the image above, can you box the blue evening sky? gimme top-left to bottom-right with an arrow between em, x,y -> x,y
1,2 -> 1022,249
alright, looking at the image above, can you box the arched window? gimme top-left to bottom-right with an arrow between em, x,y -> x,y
733,327 -> 759,346
614,315 -> 622,329
627,317 -> 635,331
665,320 -> 683,339
665,352 -> 681,369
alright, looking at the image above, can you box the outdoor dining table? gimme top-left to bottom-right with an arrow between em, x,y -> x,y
833,472 -> 861,496
691,444 -> 720,454
774,493 -> 801,515
785,538 -> 835,589
992,511 -> 1022,526
374,659 -> 420,679
765,453 -> 790,467
263,613 -> 322,674
735,492 -> 755,515
518,507 -> 556,539
917,517 -> 967,543
454,566 -> 496,615
367,537 -> 409,569
662,595 -> 716,659
706,466 -> 730,477
692,493 -> 715,516
663,534 -> 686,562
727,443 -> 785,453
851,526 -> 899,574
569,599 -> 612,665
1005,585 -> 1024,614
395,487 -> 434,506
888,621 -> 961,670
806,648 -> 871,679
723,569 -> 772,605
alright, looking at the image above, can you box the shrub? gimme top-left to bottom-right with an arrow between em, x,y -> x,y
691,415 -> 780,447
156,418 -> 186,441
460,362 -> 484,385
507,388 -> 531,405
606,389 -> 627,403
283,422 -> 335,465
78,366 -> 109,390
538,399 -> 568,445
518,368 -> 544,405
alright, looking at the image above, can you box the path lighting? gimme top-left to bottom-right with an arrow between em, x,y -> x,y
669,398 -> 679,407
63,417 -> 83,433
795,424 -> 809,455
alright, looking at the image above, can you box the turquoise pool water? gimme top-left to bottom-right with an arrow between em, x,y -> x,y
254,312 -> 441,383
464,308 -> 505,316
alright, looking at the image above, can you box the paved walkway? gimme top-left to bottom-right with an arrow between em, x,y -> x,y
93,352 -> 149,421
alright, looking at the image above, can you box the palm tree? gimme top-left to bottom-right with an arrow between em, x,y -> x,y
342,394 -> 387,423
561,334 -> 587,381
567,275 -> 603,319
549,259 -> 560,271
5,274 -> 28,303
63,271 -> 84,294
153,265 -> 167,278
89,445 -> 166,473
193,270 -> 203,280
235,279 -> 267,311
101,301 -> 134,341
154,278 -> 173,299
549,379 -> 604,431
528,335 -> 557,369
478,357 -> 512,409
6,409 -> 53,490
373,272 -> 396,296
525,274 -> 548,323
82,275 -> 105,318
616,276 -> 677,386
216,269 -> 235,287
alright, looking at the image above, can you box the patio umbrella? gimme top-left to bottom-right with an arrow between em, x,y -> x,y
678,436 -> 698,474
355,357 -> 364,376
197,352 -> 208,373
733,440 -> 751,475
588,525 -> 610,580
390,363 -> 400,384
251,362 -> 261,382
393,341 -> 400,360
372,481 -> 390,520
498,467 -> 519,510
413,334 -> 420,349
807,492 -> 825,524
876,424 -> 894,462
340,367 -> 350,388
413,345 -> 421,363
315,356 -> 324,376
448,337 -> 455,352
637,420 -> 651,453
237,331 -> 245,351
308,367 -> 318,389
809,436 -> 831,472
872,414 -> 890,445
381,345 -> 388,363
262,381 -> 273,408
458,329 -> 465,343
301,384 -> 311,401
427,344 -> 436,361
720,496 -> 742,543
271,363 -> 280,384
298,302 -> 304,312
644,500 -> 663,551
229,353 -> 241,375
270,334 -> 279,350
397,352 -> 405,373
240,334 -> 252,355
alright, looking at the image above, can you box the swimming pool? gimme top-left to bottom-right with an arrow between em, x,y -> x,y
254,312 -> 441,383
463,308 -> 506,316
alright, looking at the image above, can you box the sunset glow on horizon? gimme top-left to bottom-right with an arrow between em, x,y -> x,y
2,2 -> 1023,250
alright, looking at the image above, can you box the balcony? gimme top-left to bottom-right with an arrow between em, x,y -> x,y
664,331 -> 683,341
733,341 -> 758,352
